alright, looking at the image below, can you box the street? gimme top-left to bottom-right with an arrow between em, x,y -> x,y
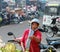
0,18 -> 45,48
0,0 -> 60,52
0,18 -> 43,43
0,18 -> 60,52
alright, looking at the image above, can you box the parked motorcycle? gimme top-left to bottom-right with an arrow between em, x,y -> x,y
42,17 -> 60,37
42,24 -> 60,37
39,28 -> 60,52
46,37 -> 60,48
47,25 -> 59,37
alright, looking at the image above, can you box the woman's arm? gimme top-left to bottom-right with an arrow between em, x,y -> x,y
21,42 -> 26,52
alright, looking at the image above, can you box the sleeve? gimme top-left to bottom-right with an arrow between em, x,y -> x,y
21,29 -> 29,43
21,29 -> 28,48
21,30 -> 27,43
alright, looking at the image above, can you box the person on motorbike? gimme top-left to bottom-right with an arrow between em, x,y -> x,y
5,7 -> 11,24
51,17 -> 59,24
15,18 -> 42,52
15,8 -> 25,23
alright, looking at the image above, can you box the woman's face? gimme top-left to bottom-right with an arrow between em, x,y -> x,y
31,22 -> 39,30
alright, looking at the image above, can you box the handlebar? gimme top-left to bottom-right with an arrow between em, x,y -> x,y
8,40 -> 20,43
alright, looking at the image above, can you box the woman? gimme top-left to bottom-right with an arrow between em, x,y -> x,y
16,18 -> 42,52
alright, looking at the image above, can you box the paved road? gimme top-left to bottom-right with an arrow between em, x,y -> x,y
0,21 -> 30,49
0,18 -> 43,43
0,21 -> 29,42
0,18 -> 46,48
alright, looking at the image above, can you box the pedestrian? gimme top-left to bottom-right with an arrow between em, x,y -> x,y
15,18 -> 42,52
51,17 -> 59,24
5,7 -> 11,24
10,10 -> 15,20
15,8 -> 24,23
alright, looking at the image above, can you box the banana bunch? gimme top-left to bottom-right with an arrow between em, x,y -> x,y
16,49 -> 21,52
0,48 -> 22,52
0,42 -> 29,52
4,42 -> 16,52
0,47 -> 6,52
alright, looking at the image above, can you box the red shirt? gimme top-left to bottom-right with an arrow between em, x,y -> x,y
21,29 -> 42,52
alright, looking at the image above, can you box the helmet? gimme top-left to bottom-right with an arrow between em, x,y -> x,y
31,18 -> 40,24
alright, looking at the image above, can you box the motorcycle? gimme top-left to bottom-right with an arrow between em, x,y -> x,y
47,25 -> 59,37
7,32 -> 29,52
39,28 -> 60,47
7,32 -> 57,52
42,24 -> 60,37
46,37 -> 60,48
42,17 -> 60,37
7,32 -> 20,44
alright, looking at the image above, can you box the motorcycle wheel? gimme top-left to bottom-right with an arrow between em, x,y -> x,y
46,27 -> 54,37
13,18 -> 19,24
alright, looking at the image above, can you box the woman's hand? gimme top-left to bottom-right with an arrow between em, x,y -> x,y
29,35 -> 35,40
23,49 -> 26,52
14,39 -> 20,42
29,35 -> 41,43
14,37 -> 22,42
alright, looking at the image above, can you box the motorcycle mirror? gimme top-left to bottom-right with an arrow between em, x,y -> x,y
7,32 -> 14,36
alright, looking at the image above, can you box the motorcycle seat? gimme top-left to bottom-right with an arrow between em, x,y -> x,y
50,41 -> 60,45
46,37 -> 60,41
